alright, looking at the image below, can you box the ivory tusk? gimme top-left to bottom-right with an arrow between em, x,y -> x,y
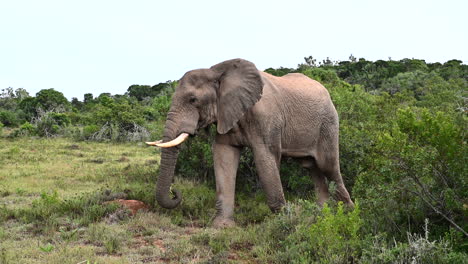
145,140 -> 163,146
154,133 -> 189,148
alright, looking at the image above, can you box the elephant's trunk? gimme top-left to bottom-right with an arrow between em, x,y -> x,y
155,119 -> 183,209
156,147 -> 182,209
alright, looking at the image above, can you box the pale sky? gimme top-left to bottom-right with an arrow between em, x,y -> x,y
0,0 -> 466,100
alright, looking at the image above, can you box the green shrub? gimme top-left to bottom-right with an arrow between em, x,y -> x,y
87,122 -> 150,142
300,67 -> 343,87
11,121 -> 37,137
28,110 -> 72,137
361,220 -> 468,263
48,112 -> 71,126
0,110 -> 19,127
306,202 -> 362,263
165,181 -> 216,226
82,125 -> 100,140
280,158 -> 312,196
352,106 -> 467,240
177,129 -> 215,184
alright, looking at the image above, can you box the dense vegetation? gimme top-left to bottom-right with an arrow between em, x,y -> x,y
1,56 -> 467,263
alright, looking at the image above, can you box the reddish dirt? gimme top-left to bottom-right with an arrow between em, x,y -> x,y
153,239 -> 166,253
107,199 -> 149,215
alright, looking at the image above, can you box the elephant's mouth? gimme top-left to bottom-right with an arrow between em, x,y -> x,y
145,132 -> 190,148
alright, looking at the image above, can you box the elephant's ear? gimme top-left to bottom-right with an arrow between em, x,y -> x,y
211,59 -> 264,134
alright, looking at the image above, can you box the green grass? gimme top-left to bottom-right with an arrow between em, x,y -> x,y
1,137 -> 465,263
0,137 -> 269,263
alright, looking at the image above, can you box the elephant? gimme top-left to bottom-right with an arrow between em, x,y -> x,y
146,58 -> 354,227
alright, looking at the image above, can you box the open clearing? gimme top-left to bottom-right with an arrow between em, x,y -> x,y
0,138 -> 273,263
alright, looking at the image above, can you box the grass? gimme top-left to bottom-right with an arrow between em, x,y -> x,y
1,137 -> 465,263
0,137 -> 270,263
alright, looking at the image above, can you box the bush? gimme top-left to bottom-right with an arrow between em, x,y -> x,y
48,112 -> 71,126
300,67 -> 343,87
306,202 -> 362,263
242,200 -> 364,263
351,106 -> 467,239
10,121 -> 37,137
177,127 -> 215,184
82,124 -> 100,139
361,220 -> 467,263
23,110 -> 72,137
0,110 -> 19,127
88,122 -> 150,142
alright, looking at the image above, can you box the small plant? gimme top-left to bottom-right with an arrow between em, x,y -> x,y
209,233 -> 230,255
0,227 -> 6,240
307,202 -> 362,263
11,121 -> 36,137
86,223 -> 127,254
0,247 -> 9,264
82,124 -> 100,139
104,234 -> 121,254
361,219 -> 467,263
15,188 -> 26,195
59,227 -> 79,242
39,243 -> 54,253
191,232 -> 211,246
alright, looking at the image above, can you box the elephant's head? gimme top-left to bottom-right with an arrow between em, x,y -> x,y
148,59 -> 264,209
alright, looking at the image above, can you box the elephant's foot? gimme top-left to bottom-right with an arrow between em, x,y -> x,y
267,196 -> 286,213
213,217 -> 236,228
335,184 -> 355,208
316,195 -> 329,207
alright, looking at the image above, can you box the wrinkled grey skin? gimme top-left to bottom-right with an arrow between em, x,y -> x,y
156,59 -> 354,227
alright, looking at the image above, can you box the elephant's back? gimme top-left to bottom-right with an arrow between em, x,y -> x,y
255,71 -> 338,152
260,72 -> 330,98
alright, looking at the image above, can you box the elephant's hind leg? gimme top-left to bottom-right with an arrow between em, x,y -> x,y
300,158 -> 330,206
310,166 -> 330,206
315,154 -> 354,207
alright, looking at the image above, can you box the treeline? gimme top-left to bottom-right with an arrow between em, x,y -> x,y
1,56 -> 467,261
0,81 -> 176,140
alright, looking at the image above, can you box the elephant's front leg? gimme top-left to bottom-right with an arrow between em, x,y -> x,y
253,145 -> 286,212
212,142 -> 241,228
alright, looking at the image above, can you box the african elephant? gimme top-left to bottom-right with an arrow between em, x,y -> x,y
147,59 -> 354,227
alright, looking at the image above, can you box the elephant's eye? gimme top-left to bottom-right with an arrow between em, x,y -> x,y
189,97 -> 197,104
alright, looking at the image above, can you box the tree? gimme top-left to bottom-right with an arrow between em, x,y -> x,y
0,87 -> 30,111
127,85 -> 153,101
71,97 -> 83,110
15,88 -> 30,101
304,56 -> 317,67
35,89 -> 70,112
127,82 -> 174,100
264,67 -> 295,77
437,59 -> 466,80
84,93 -> 94,104
18,97 -> 38,121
